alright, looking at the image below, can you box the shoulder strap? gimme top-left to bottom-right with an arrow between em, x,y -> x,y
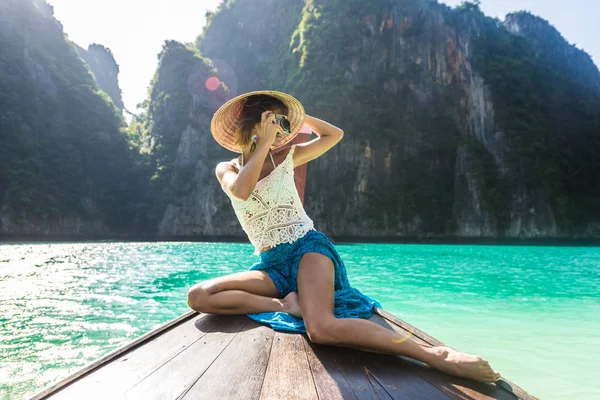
237,150 -> 277,168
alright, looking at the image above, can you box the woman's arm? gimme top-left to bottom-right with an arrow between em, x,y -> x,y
292,115 -> 344,167
216,110 -> 284,201
216,141 -> 271,201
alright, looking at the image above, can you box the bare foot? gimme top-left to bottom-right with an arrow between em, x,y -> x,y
282,292 -> 302,318
427,346 -> 501,383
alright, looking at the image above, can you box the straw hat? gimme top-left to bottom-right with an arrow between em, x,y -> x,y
210,90 -> 306,153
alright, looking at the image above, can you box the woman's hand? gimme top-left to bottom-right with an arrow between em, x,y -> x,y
255,110 -> 285,148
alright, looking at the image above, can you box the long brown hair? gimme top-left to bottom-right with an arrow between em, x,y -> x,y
234,94 -> 288,149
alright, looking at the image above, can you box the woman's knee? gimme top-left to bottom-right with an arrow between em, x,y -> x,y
305,316 -> 340,345
187,281 -> 216,313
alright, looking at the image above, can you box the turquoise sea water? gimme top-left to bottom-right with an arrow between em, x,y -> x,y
0,240 -> 599,400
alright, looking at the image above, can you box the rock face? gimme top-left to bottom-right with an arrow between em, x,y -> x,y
0,0 -> 145,237
140,41 -> 239,237
2,0 -> 598,240
500,11 -> 600,237
504,12 -> 600,92
76,44 -> 125,110
146,0 -> 600,239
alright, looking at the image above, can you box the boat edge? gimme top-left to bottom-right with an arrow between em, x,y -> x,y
375,307 -> 540,400
26,310 -> 200,400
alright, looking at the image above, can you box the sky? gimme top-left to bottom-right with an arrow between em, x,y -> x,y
46,0 -> 600,118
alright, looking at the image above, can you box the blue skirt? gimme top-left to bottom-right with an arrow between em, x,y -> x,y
247,229 -> 381,333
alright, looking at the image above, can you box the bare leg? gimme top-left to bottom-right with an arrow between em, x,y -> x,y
187,270 -> 301,316
296,252 -> 500,383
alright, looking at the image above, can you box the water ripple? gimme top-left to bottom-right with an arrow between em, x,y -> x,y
0,241 -> 598,400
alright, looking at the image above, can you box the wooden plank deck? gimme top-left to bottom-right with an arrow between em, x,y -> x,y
28,309 -> 538,400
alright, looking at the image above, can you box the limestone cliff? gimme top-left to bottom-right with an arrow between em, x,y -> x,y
76,43 -> 125,110
127,0 -> 600,239
140,41 -> 238,236
144,0 -> 600,237
3,0 -> 597,239
0,0 -> 148,237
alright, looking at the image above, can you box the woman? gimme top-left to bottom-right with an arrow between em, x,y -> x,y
188,90 -> 499,383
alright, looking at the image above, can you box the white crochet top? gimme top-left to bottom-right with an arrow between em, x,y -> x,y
224,144 -> 314,255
